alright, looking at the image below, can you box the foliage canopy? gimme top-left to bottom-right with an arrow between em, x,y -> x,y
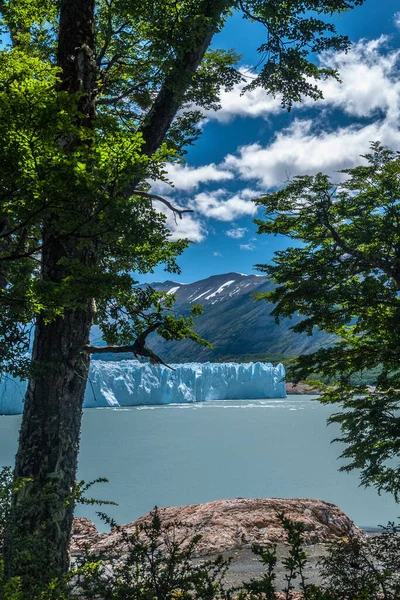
0,0 -> 367,589
0,0 -> 366,375
255,143 -> 400,498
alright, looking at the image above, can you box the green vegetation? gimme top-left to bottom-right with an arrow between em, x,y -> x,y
2,475 -> 400,600
255,143 -> 400,499
0,0 -> 367,587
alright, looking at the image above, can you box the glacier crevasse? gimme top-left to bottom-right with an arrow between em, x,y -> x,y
0,360 -> 286,415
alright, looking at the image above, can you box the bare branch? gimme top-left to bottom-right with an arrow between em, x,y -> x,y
83,321 -> 175,369
83,344 -> 174,369
132,190 -> 193,219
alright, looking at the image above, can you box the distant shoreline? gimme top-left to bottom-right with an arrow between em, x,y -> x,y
286,382 -> 321,395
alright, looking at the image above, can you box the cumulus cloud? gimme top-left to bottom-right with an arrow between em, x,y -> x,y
394,12 -> 400,29
167,214 -> 205,242
154,202 -> 206,243
204,68 -> 281,123
189,189 -> 258,221
225,227 -> 248,239
223,118 -> 400,189
315,37 -> 400,121
218,38 -> 400,189
149,36 -> 400,245
205,38 -> 400,124
151,162 -> 233,194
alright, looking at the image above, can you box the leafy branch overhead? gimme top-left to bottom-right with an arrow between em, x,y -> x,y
0,0 -> 366,375
255,143 -> 400,498
0,0 -> 367,588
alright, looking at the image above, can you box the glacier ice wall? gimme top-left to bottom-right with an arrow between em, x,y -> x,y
0,360 -> 286,415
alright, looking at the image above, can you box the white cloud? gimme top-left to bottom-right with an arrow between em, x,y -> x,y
215,38 -> 400,191
155,202 -> 206,243
225,227 -> 248,239
204,68 -> 281,123
205,38 -> 400,124
148,35 -> 400,245
223,118 -> 400,189
394,12 -> 400,29
189,189 -> 258,221
167,213 -> 205,242
213,251 -> 223,257
151,162 -> 233,194
315,37 -> 400,121
240,243 -> 256,251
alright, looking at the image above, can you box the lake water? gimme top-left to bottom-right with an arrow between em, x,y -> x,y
1,396 -> 399,530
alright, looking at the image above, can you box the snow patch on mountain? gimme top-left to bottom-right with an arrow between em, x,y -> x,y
189,289 -> 213,303
204,280 -> 236,301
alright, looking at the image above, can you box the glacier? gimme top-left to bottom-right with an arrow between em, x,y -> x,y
0,360 -> 286,415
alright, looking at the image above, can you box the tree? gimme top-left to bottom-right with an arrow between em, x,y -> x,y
255,143 -> 400,499
0,0 -> 365,589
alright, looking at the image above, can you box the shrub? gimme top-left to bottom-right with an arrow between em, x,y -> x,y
319,523 -> 400,599
74,509 -> 232,600
2,468 -> 400,600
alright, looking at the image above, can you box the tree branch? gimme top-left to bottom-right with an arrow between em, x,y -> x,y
132,190 -> 193,219
83,344 -> 175,369
118,1 -> 230,210
320,203 -> 400,288
83,322 -> 175,369
238,0 -> 269,27
137,0 -> 230,158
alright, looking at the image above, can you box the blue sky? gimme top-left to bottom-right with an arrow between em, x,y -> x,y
144,1 -> 400,284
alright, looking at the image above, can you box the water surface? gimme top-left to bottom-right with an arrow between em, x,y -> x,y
1,396 -> 398,530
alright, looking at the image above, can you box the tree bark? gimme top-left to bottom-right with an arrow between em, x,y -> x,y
5,0 -> 229,590
138,0 -> 231,158
5,0 -> 97,589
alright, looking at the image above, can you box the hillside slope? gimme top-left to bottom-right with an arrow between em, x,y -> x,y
145,273 -> 330,363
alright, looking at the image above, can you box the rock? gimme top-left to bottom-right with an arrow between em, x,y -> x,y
72,517 -> 99,539
286,382 -> 321,395
71,517 -> 108,555
71,497 -> 363,557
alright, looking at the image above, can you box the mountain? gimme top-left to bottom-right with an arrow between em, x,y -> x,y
143,273 -> 330,363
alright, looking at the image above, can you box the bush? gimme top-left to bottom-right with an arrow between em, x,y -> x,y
74,509 -> 232,600
319,523 -> 400,599
2,468 -> 400,600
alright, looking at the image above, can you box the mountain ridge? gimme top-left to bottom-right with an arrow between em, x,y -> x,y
146,272 -> 330,363
90,272 -> 330,363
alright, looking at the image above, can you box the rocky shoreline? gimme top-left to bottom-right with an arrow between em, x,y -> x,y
71,498 -> 364,594
71,497 -> 362,557
286,382 -> 321,395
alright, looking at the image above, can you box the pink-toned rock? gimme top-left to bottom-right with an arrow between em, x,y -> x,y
71,497 -> 363,557
72,517 -> 99,539
286,382 -> 321,395
71,517 -> 108,555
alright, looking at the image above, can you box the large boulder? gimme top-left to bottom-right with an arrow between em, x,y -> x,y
71,497 -> 362,556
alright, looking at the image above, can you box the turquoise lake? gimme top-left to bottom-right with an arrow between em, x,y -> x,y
1,396 -> 398,530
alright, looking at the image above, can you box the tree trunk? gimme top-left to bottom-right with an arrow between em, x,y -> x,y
139,0 -> 231,158
4,0 -> 229,591
5,0 -> 97,590
7,294 -> 95,584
